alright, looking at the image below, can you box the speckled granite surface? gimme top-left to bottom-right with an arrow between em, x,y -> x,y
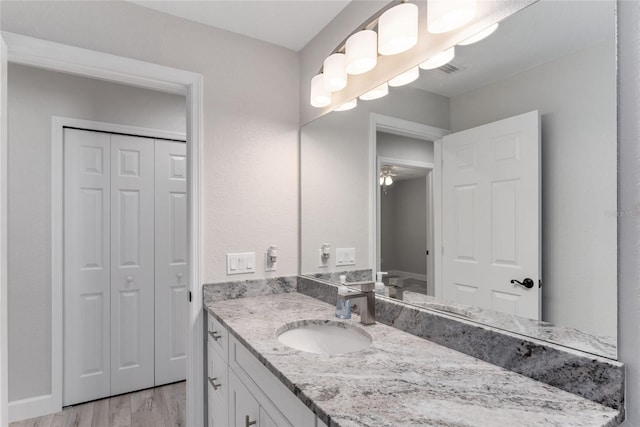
203,276 -> 297,304
205,292 -> 621,427
401,291 -> 617,359
296,276 -> 624,413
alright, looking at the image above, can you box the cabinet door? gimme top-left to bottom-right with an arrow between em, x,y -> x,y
229,370 -> 259,427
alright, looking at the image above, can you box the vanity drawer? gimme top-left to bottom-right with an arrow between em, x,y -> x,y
207,339 -> 229,403
207,312 -> 229,361
229,335 -> 316,427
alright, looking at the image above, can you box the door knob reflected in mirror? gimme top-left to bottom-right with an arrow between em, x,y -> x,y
511,278 -> 534,289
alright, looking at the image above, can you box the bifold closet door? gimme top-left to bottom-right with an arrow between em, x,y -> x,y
109,134 -> 155,395
154,140 -> 187,385
64,129 -> 156,405
63,128 -> 111,406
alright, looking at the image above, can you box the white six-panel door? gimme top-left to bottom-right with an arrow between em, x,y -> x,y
154,140 -> 187,385
64,129 -> 186,405
441,111 -> 541,320
64,129 -> 112,406
109,134 -> 155,395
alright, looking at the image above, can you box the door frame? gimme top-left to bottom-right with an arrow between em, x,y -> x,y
1,32 -> 204,425
54,118 -> 186,408
376,156 -> 433,289
369,113 -> 449,287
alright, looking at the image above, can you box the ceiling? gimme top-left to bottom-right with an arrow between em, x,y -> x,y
130,0 -> 352,51
410,0 -> 615,97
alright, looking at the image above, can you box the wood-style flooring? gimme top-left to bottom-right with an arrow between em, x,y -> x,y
9,381 -> 186,427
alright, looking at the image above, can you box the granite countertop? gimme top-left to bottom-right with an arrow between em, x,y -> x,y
205,292 -> 620,427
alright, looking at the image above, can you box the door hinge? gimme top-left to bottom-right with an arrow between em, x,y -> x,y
426,250 -> 429,255
188,291 -> 192,302
539,280 -> 542,289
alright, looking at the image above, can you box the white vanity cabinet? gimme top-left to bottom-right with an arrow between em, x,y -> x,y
207,312 -> 323,427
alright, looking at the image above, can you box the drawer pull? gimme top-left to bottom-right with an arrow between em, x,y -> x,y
209,331 -> 222,341
208,377 -> 222,390
245,415 -> 257,427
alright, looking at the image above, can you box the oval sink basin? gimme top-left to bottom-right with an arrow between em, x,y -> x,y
276,320 -> 372,355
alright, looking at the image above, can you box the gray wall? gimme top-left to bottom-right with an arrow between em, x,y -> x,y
381,178 -> 427,276
7,64 -> 186,401
2,0 -> 299,403
450,40 -> 617,339
377,132 -> 434,164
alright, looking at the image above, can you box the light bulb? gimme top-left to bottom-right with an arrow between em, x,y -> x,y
458,23 -> 499,46
378,3 -> 419,55
346,30 -> 377,75
360,83 -> 389,101
388,66 -> 420,87
323,53 -> 347,92
310,74 -> 331,108
380,176 -> 385,185
334,99 -> 357,112
419,47 -> 455,70
428,0 -> 477,34
385,176 -> 393,185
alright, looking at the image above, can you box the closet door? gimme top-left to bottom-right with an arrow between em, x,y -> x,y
154,140 -> 187,385
63,128 -> 111,406
110,134 -> 155,394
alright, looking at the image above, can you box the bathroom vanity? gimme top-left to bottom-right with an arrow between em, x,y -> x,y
204,281 -> 622,427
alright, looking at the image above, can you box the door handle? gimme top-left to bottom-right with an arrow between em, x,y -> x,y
511,278 -> 534,289
209,331 -> 222,341
245,415 -> 257,427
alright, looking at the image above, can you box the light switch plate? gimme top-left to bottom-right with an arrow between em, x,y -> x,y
226,252 -> 256,275
336,248 -> 356,266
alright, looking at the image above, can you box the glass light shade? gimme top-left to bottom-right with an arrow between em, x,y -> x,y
334,99 -> 357,112
323,53 -> 347,92
384,176 -> 393,185
359,83 -> 389,101
458,23 -> 499,45
379,176 -> 385,185
346,30 -> 378,75
419,47 -> 456,70
388,66 -> 420,87
310,74 -> 331,108
427,0 -> 477,34
378,3 -> 419,55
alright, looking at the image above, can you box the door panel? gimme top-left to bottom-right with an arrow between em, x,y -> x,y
155,140 -> 188,385
64,128 -> 111,405
110,134 -> 155,395
442,111 -> 541,319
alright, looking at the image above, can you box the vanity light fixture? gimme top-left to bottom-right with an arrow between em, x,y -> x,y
310,74 -> 331,107
334,99 -> 358,111
378,2 -> 419,56
458,23 -> 499,45
427,0 -> 477,34
419,47 -> 456,70
346,30 -> 378,75
323,53 -> 348,92
359,82 -> 389,101
380,168 -> 395,194
388,66 -> 420,87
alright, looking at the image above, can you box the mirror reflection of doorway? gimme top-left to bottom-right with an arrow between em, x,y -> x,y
376,130 -> 435,297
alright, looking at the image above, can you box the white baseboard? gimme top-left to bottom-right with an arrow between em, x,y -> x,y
387,270 -> 428,282
8,394 -> 58,423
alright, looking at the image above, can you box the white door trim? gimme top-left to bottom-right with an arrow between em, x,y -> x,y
369,113 -> 449,285
2,32 -> 204,426
0,35 -> 8,427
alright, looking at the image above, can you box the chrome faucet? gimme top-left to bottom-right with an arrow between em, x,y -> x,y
339,282 -> 376,325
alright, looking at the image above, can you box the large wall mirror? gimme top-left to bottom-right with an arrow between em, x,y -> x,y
300,0 -> 617,359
